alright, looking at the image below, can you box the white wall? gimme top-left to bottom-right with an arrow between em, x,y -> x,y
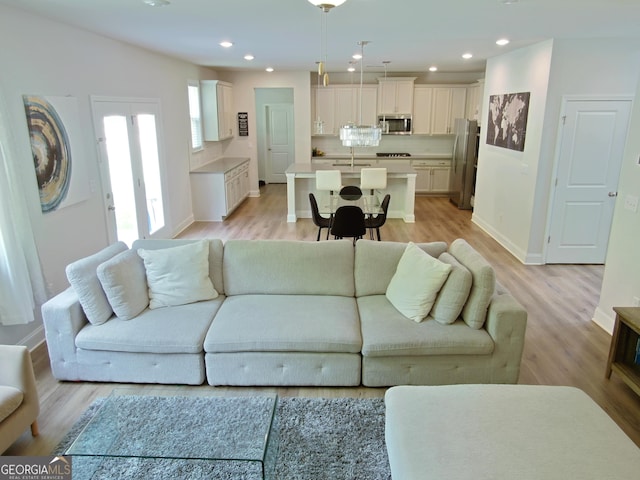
594,70 -> 640,333
472,40 -> 554,263
473,38 -> 640,264
0,5 -> 218,347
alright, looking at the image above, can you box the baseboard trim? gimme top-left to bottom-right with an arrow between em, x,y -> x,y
592,306 -> 615,335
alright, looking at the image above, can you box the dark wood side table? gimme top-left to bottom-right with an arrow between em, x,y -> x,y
606,307 -> 640,396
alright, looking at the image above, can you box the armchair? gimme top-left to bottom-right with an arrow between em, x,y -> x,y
0,345 -> 40,453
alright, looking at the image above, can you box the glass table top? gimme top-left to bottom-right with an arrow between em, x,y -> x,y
66,389 -> 278,466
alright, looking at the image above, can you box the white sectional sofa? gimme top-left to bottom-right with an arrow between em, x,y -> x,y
42,238 -> 527,387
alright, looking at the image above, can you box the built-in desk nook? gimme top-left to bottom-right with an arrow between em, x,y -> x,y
285,163 -> 417,223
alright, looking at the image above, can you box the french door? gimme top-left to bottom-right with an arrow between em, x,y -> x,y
91,97 -> 168,246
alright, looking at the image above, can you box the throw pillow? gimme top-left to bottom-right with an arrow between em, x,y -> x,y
65,241 -> 129,325
431,252 -> 473,325
448,239 -> 496,329
97,249 -> 149,320
137,240 -> 218,309
385,242 -> 452,323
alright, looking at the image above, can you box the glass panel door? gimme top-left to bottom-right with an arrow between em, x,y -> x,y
91,98 -> 168,245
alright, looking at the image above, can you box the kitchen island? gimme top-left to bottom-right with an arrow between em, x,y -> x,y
285,163 -> 417,223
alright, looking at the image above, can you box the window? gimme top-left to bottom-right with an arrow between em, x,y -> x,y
188,82 -> 203,151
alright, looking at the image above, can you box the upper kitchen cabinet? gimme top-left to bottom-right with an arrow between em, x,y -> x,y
202,80 -> 234,141
412,86 -> 434,134
312,86 -> 335,134
431,86 -> 467,134
312,85 -> 377,135
465,80 -> 485,125
377,78 -> 416,115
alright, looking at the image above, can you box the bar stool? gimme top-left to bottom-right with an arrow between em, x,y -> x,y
315,170 -> 342,195
360,168 -> 387,195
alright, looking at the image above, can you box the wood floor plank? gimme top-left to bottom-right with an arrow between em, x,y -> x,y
6,184 -> 639,456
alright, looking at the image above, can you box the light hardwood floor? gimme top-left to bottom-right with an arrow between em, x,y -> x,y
6,184 -> 640,456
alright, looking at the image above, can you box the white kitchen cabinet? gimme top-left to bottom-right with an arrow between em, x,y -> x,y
412,86 -> 434,134
190,158 -> 250,221
431,87 -> 467,134
311,86 -> 335,134
201,80 -> 234,141
412,159 -> 451,194
312,85 -> 377,135
466,80 -> 485,125
377,78 -> 415,115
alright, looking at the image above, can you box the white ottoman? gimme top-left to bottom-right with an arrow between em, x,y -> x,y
385,384 -> 640,480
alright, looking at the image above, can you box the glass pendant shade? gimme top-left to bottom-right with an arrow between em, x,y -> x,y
340,124 -> 381,147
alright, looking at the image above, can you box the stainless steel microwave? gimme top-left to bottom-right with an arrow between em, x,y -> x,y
378,114 -> 412,135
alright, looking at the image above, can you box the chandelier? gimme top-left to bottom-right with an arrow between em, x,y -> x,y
339,41 -> 382,150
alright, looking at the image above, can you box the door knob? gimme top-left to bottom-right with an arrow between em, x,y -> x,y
108,205 -> 116,211
608,192 -> 618,197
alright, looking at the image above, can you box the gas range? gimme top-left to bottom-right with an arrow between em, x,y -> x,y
376,152 -> 411,158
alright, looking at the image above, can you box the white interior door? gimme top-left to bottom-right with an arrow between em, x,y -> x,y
546,98 -> 631,264
91,97 -> 169,246
265,104 -> 294,183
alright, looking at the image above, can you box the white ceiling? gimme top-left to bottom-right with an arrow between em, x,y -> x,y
2,0 -> 639,75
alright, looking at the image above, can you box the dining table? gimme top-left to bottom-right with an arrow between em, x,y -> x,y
318,193 -> 384,216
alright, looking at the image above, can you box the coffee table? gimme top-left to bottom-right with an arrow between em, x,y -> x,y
65,389 -> 279,479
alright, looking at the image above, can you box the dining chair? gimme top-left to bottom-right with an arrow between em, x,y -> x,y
339,185 -> 363,200
315,170 -> 342,195
360,168 -> 387,195
330,205 -> 366,245
309,193 -> 332,241
365,194 -> 391,241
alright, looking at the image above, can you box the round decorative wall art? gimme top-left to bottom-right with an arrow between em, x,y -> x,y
23,95 -> 72,212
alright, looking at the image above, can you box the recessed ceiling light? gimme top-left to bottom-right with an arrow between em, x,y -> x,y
244,54 -> 254,61
266,67 -> 274,72
219,41 -> 233,48
429,66 -> 438,72
496,38 -> 510,46
142,0 -> 170,6
462,53 -> 473,59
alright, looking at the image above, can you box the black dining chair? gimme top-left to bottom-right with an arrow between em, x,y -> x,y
331,205 -> 366,245
365,194 -> 390,241
309,193 -> 331,241
339,185 -> 363,200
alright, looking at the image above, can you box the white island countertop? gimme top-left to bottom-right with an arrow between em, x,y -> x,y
286,163 -> 416,176
311,153 -> 452,161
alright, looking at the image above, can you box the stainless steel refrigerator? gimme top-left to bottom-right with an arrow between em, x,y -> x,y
449,118 -> 478,210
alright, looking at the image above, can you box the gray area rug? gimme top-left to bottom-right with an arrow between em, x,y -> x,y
55,396 -> 391,480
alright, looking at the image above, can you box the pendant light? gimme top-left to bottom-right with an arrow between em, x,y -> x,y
339,41 -> 382,166
309,0 -> 347,134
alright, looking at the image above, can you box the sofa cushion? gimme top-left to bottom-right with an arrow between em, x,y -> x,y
448,239 -> 496,329
223,240 -> 355,296
97,249 -> 149,320
386,243 -> 452,323
358,295 -> 494,357
0,386 -> 23,423
138,240 -> 218,309
204,295 -> 361,353
355,240 -> 448,297
65,241 -> 129,325
75,297 -> 223,354
132,238 -> 225,295
431,252 -> 473,325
